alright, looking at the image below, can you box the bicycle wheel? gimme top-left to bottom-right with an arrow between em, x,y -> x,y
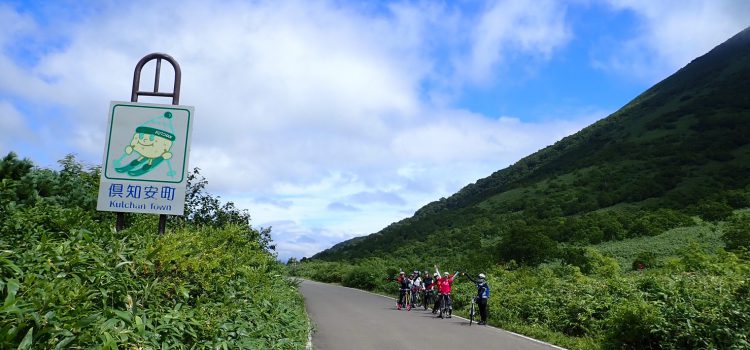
438,296 -> 445,319
444,296 -> 451,318
469,301 -> 475,326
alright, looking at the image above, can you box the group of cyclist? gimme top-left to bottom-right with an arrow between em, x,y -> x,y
395,265 -> 490,325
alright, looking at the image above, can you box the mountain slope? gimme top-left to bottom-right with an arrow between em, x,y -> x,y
313,27 -> 750,262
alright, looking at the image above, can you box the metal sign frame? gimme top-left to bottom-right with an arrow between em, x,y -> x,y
116,53 -> 182,234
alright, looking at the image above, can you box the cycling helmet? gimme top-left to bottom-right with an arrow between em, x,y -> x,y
399,271 -> 405,275
444,272 -> 449,276
433,272 -> 439,277
479,273 -> 486,279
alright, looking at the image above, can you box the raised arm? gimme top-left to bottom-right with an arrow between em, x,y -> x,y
434,264 -> 441,277
465,272 -> 476,283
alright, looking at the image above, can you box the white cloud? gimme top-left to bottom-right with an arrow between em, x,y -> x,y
391,108 -> 593,164
598,0 -> 750,81
463,0 -> 571,84
265,220 -> 357,261
327,202 -> 361,212
0,0 -> 612,259
0,100 -> 28,153
347,190 -> 406,205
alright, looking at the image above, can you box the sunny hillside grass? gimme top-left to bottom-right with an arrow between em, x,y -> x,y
594,220 -> 724,269
0,153 -> 309,349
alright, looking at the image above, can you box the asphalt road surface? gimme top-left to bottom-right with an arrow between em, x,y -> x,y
299,279 -> 564,350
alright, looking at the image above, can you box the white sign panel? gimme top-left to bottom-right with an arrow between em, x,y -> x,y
97,101 -> 194,215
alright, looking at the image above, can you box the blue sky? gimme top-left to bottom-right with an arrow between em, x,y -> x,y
1,0 -> 748,261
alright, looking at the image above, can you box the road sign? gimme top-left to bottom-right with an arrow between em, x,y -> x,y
97,101 -> 194,215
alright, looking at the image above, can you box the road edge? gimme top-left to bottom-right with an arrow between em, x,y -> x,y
306,316 -> 313,350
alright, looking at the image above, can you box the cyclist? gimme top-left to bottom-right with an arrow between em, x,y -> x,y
410,271 -> 422,308
432,265 -> 458,317
422,271 -> 435,308
396,271 -> 410,310
464,272 -> 490,325
430,272 -> 440,313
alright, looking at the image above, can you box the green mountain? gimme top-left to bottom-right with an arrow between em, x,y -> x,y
313,26 -> 750,263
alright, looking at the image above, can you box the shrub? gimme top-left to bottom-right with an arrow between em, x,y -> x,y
342,266 -> 377,290
632,251 -> 658,270
560,246 -> 620,276
559,246 -> 592,273
496,227 -> 559,266
725,190 -> 750,209
723,214 -> 750,252
295,261 -> 349,283
604,301 -> 664,349
630,209 -> 693,237
696,201 -> 733,222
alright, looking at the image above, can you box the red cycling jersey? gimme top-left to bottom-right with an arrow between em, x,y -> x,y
437,274 -> 455,294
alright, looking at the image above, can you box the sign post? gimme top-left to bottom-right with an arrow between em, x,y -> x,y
97,53 -> 194,234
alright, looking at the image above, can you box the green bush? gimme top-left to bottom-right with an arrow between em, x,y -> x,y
496,226 -> 559,266
559,246 -> 621,276
630,209 -> 693,237
723,214 -> 750,252
604,300 -> 663,349
725,190 -> 750,209
559,246 -> 593,273
696,201 -> 734,222
294,260 -> 350,283
342,266 -> 378,290
632,251 -> 658,270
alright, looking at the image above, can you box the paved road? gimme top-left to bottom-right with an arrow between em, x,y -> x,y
299,279 -> 564,350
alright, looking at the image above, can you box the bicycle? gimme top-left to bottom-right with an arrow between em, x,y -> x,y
404,289 -> 412,311
411,287 -> 422,308
469,296 -> 477,326
397,288 -> 409,310
438,294 -> 451,319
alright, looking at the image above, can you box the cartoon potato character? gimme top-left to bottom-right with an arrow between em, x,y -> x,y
115,112 -> 176,177
126,126 -> 174,161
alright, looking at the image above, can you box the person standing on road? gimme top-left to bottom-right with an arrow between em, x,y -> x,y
464,272 -> 490,325
396,271 -> 409,310
433,265 -> 458,316
422,271 -> 434,307
411,271 -> 422,308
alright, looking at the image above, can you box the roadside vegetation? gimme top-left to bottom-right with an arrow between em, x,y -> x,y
0,152 -> 309,349
292,212 -> 750,349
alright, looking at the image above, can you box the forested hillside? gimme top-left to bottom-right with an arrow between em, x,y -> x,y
313,26 -> 750,264
0,153 -> 308,349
